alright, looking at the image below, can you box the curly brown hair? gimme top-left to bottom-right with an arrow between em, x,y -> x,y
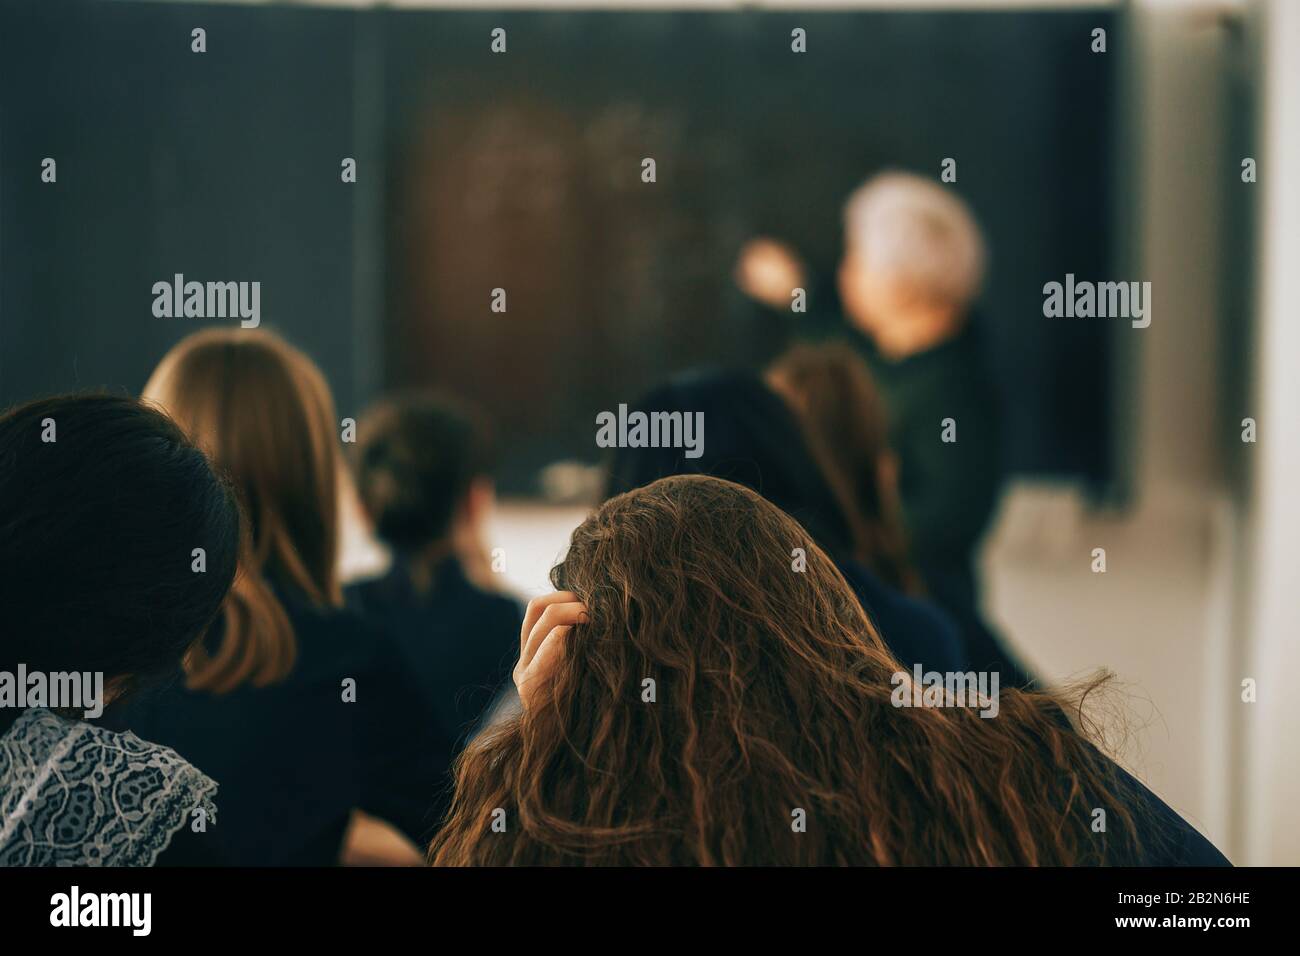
429,474 -> 1147,865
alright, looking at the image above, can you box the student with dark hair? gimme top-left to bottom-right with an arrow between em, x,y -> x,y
111,329 -> 447,866
0,394 -> 238,866
605,369 -> 965,674
347,393 -> 523,749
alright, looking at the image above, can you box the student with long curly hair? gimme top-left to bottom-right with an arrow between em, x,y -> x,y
429,475 -> 1227,866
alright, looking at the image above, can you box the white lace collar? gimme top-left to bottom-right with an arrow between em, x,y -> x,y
0,708 -> 217,866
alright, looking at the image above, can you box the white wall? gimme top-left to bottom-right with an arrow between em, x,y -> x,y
985,0 -> 1300,866
984,0 -> 1238,854
1240,0 -> 1300,868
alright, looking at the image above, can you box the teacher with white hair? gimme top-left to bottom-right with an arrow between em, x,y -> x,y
736,170 -> 1028,686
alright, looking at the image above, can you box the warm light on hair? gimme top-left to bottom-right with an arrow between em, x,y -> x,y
430,474 -> 1151,866
143,328 -> 342,694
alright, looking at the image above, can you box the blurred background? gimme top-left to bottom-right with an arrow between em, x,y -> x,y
2,0 -> 1297,866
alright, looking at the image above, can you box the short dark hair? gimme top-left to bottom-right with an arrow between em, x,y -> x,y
0,393 -> 240,699
354,393 -> 493,553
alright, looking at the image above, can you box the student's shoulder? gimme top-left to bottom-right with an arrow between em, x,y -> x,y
342,575 -> 382,611
343,570 -> 407,616
1115,766 -> 1231,867
468,585 -> 525,627
433,560 -> 523,631
837,561 -> 964,671
1068,742 -> 1231,867
885,591 -> 965,672
282,590 -> 402,668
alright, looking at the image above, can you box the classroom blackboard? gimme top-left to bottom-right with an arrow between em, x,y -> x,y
1,3 -> 1117,493
380,9 -> 1118,490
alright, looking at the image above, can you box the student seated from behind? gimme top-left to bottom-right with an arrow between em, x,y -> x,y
767,342 -> 1030,687
768,341 -> 923,597
347,393 -> 523,750
430,475 -> 1228,867
605,369 -> 964,674
0,394 -> 238,866
109,329 -> 447,866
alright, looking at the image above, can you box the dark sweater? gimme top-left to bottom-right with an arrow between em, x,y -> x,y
346,557 -> 523,751
1101,750 -> 1230,867
838,558 -> 965,673
852,324 -> 1003,610
109,585 -> 450,866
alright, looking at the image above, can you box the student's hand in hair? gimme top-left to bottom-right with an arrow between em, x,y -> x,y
515,591 -> 588,711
